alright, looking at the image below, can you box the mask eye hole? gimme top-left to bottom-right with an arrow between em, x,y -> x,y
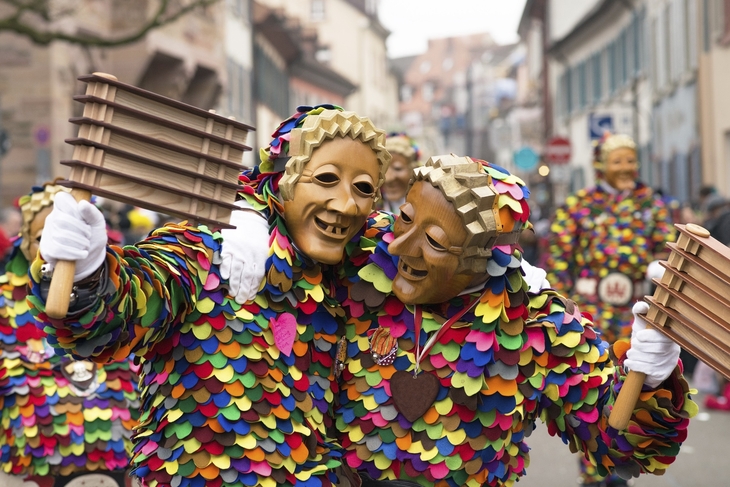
314,173 -> 340,185
426,233 -> 446,251
399,208 -> 413,223
354,181 -> 375,197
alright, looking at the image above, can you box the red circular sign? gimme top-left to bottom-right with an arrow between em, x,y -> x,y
545,136 -> 571,164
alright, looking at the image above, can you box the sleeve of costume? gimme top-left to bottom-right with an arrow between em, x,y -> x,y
544,197 -> 579,293
27,223 -> 220,363
649,195 -> 677,258
528,289 -> 696,479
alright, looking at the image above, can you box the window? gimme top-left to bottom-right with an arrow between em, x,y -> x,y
563,68 -> 573,115
558,71 -> 569,116
608,42 -> 617,94
664,4 -> 672,84
619,30 -> 627,86
571,66 -> 580,111
592,53 -> 602,103
685,0 -> 698,70
578,61 -> 587,109
634,10 -> 643,75
624,26 -> 634,82
420,61 -> 431,74
401,85 -> 413,102
315,47 -> 331,63
652,17 -> 660,89
226,58 -> 252,122
422,82 -> 434,102
311,0 -> 325,21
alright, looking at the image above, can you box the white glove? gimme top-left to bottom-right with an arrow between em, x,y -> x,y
40,191 -> 108,281
521,258 -> 550,293
625,301 -> 681,388
646,260 -> 665,282
219,201 -> 270,304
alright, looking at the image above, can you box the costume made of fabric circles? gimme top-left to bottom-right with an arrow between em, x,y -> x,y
0,239 -> 139,477
27,207 -> 356,487
545,182 -> 676,343
333,164 -> 695,486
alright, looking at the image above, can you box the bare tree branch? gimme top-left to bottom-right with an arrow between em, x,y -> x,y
0,0 -> 222,47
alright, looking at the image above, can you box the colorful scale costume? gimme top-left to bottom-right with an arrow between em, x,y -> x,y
28,214 -> 354,487
27,104 -> 369,487
545,182 -> 675,343
0,238 -> 139,478
334,163 -> 695,487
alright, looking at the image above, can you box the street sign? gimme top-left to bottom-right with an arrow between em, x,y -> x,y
589,113 -> 614,140
545,136 -> 571,165
513,146 -> 539,171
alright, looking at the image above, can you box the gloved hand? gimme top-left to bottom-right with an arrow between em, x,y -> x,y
40,191 -> 108,281
646,260 -> 665,282
220,201 -> 270,304
625,301 -> 681,388
521,258 -> 550,293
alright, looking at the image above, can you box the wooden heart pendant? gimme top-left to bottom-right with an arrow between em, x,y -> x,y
390,370 -> 440,422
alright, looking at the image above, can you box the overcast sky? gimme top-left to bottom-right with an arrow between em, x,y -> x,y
378,0 -> 529,58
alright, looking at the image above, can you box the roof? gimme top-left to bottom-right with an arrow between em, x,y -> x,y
548,0 -> 625,55
517,0 -> 546,38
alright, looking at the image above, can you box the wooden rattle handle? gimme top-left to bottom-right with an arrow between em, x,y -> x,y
46,188 -> 93,319
608,370 -> 646,430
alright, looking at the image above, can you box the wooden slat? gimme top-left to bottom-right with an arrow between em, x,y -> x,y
645,297 -> 730,380
72,97 -> 252,154
69,118 -> 246,169
62,160 -> 237,211
643,223 -> 730,379
57,177 -> 235,230
61,158 -> 239,213
665,244 -> 730,297
61,141 -> 240,190
77,73 -> 255,135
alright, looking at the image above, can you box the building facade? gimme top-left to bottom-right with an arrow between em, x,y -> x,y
550,0 -> 654,200
252,0 -> 356,152
521,0 -> 711,207
0,0 -> 230,206
255,0 -> 399,129
697,0 -> 730,197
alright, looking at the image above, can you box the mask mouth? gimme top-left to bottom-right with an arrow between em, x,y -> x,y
315,216 -> 349,238
398,258 -> 428,280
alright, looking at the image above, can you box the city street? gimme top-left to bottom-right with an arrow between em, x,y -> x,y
520,389 -> 730,487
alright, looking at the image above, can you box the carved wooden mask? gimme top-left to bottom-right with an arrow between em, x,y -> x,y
389,180 -> 476,304
283,137 -> 380,264
604,146 -> 639,191
381,153 -> 411,203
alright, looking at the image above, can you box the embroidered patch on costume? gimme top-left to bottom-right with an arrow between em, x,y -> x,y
335,335 -> 347,378
597,273 -> 633,306
369,326 -> 398,366
61,360 -> 100,397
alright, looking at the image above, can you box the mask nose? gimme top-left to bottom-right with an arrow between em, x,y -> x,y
389,225 -> 422,259
327,187 -> 360,217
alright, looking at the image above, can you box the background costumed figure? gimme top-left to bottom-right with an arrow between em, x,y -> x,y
0,182 -> 139,487
27,106 -> 390,487
377,133 -> 421,213
544,133 -> 677,486
331,155 -> 694,487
